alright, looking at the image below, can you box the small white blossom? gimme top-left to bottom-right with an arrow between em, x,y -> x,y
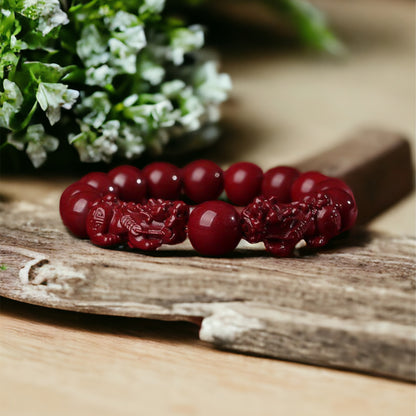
24,124 -> 59,167
168,25 -> 204,65
161,80 -> 186,97
193,61 -> 232,103
0,80 -> 23,128
123,94 -> 139,107
85,65 -> 117,87
106,11 -> 139,31
70,123 -> 117,163
140,60 -> 165,85
36,82 -> 79,125
20,0 -> 68,35
117,125 -> 145,159
113,25 -> 147,52
77,24 -> 108,67
6,133 -> 25,151
109,38 -> 137,74
139,0 -> 165,14
77,92 -> 111,129
124,99 -> 175,129
178,90 -> 204,131
101,120 -> 121,140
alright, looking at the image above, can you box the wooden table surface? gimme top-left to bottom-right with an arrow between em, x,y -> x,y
1,1 -> 415,415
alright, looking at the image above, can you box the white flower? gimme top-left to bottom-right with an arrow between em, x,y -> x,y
69,123 -> 117,163
77,24 -> 108,67
193,61 -> 232,103
178,90 -> 204,131
85,65 -> 117,87
139,0 -> 165,14
113,25 -> 146,52
20,0 -> 68,35
123,94 -> 139,107
36,82 -> 79,125
101,120 -> 120,140
139,60 -> 165,85
0,80 -> 23,129
117,125 -> 145,159
109,38 -> 137,74
106,11 -> 139,31
124,99 -> 175,129
24,124 -> 59,168
77,92 -> 111,129
168,25 -> 204,65
161,80 -> 186,97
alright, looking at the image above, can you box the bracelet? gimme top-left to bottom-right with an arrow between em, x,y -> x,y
59,161 -> 358,257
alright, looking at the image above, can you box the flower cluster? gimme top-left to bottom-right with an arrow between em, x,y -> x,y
1,0 -> 339,168
0,0 -> 231,166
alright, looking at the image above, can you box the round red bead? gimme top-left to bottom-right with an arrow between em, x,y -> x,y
182,160 -> 223,203
224,162 -> 263,206
261,166 -> 300,202
80,172 -> 119,195
108,165 -> 147,203
59,182 -> 99,218
325,188 -> 358,232
142,162 -> 182,200
314,178 -> 354,198
291,171 -> 328,201
187,201 -> 241,256
61,191 -> 100,238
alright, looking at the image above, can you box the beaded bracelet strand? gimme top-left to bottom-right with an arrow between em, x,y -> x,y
59,161 -> 358,257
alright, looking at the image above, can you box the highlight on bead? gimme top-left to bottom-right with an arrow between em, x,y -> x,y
59,160 -> 358,257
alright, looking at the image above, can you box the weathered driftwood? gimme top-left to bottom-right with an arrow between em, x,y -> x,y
0,129 -> 415,381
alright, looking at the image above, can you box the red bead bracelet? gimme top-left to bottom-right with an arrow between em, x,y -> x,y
60,161 -> 358,257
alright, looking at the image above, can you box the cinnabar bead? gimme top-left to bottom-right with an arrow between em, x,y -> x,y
143,162 -> 182,200
291,171 -> 328,201
80,172 -> 119,195
61,191 -> 100,238
261,166 -> 300,202
224,162 -> 263,206
59,182 -> 99,218
108,165 -> 147,203
187,201 -> 241,256
182,160 -> 223,203
324,188 -> 358,232
314,178 -> 354,198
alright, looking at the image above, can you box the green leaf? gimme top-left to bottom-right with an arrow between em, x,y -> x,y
265,0 -> 345,54
22,61 -> 76,83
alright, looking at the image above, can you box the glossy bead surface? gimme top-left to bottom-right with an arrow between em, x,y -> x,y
61,191 -> 100,238
224,162 -> 263,206
59,182 -> 99,218
261,166 -> 300,202
182,160 -> 223,203
143,162 -> 182,200
80,172 -> 119,195
108,165 -> 147,203
291,171 -> 328,201
325,188 -> 358,232
314,178 -> 354,198
187,201 -> 241,256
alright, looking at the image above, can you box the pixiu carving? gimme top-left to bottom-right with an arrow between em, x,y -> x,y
241,192 -> 349,257
86,195 -> 189,251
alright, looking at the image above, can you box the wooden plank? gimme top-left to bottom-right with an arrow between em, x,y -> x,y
297,129 -> 415,224
0,129 -> 415,381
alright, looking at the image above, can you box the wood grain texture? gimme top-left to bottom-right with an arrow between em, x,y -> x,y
1,130 -> 415,381
2,297 -> 414,416
297,129 -> 415,224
